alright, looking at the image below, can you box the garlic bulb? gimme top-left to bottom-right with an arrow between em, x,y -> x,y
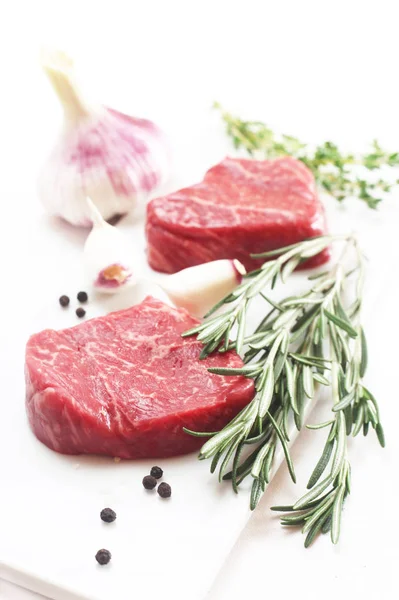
38,50 -> 169,226
84,198 -> 136,293
159,259 -> 246,318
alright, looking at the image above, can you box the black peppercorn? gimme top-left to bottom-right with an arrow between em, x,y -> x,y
100,508 -> 116,523
76,307 -> 86,318
77,291 -> 88,303
95,549 -> 111,565
150,466 -> 163,479
157,482 -> 171,498
59,295 -> 70,307
142,475 -> 157,490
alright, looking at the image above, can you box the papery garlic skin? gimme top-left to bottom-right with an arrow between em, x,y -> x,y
159,259 -> 246,318
84,198 -> 136,293
39,50 -> 169,227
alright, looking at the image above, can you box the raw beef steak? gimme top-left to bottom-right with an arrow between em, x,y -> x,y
25,297 -> 254,458
146,156 -> 329,273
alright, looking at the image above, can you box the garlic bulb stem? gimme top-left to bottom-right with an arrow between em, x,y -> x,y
158,259 -> 246,318
41,49 -> 91,122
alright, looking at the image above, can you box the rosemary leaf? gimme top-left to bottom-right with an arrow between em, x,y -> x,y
307,439 -> 334,489
260,293 -> 284,312
324,310 -> 358,338
304,516 -> 329,548
331,484 -> 346,544
268,412 -> 296,484
291,303 -> 321,335
293,475 -> 334,510
264,445 -> 275,483
281,256 -> 301,282
313,372 -> 330,386
199,422 -> 245,460
231,440 -> 245,493
210,449 -> 223,473
306,419 -> 335,430
182,428 -> 218,438
285,361 -> 299,415
258,365 -> 274,418
251,441 -> 271,479
236,303 -> 248,355
360,327 -> 368,378
218,435 -> 245,482
250,478 -> 263,511
302,366 -> 315,399
333,388 -> 356,412
302,493 -> 336,535
321,515 -> 333,535
330,412 -> 347,479
376,423 -> 386,448
344,405 -> 353,436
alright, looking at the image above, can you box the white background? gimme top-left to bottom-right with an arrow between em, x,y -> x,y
0,1 -> 398,599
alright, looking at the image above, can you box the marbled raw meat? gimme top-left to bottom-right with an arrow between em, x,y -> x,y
146,156 -> 329,273
25,297 -> 254,458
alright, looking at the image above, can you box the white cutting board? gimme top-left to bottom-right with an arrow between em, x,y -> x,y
0,179 -> 398,600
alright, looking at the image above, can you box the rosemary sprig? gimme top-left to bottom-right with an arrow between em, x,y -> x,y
183,235 -> 384,546
273,244 -> 384,545
214,102 -> 399,209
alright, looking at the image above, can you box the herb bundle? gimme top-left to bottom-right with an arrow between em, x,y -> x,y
214,102 -> 399,209
183,236 -> 384,547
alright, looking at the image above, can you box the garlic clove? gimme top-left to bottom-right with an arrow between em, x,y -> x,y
158,259 -> 246,318
84,198 -> 136,294
38,49 -> 170,227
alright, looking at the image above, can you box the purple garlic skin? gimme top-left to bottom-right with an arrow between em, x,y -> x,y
39,108 -> 170,227
39,51 -> 170,227
69,109 -> 167,197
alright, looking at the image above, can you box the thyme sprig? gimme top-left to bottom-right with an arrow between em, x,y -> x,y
214,102 -> 399,209
183,236 -> 384,546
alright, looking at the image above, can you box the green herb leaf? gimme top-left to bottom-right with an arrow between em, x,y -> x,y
214,103 -> 399,209
307,439 -> 334,489
360,327 -> 368,378
324,310 -> 358,338
331,485 -> 346,544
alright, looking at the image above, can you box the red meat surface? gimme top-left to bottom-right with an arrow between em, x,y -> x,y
25,297 -> 254,458
146,156 -> 329,273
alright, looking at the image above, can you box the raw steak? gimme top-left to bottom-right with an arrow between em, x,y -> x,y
146,156 -> 329,273
25,297 -> 254,458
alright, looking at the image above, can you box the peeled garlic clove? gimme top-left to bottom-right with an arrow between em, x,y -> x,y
38,49 -> 169,227
159,259 -> 246,318
84,198 -> 135,293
